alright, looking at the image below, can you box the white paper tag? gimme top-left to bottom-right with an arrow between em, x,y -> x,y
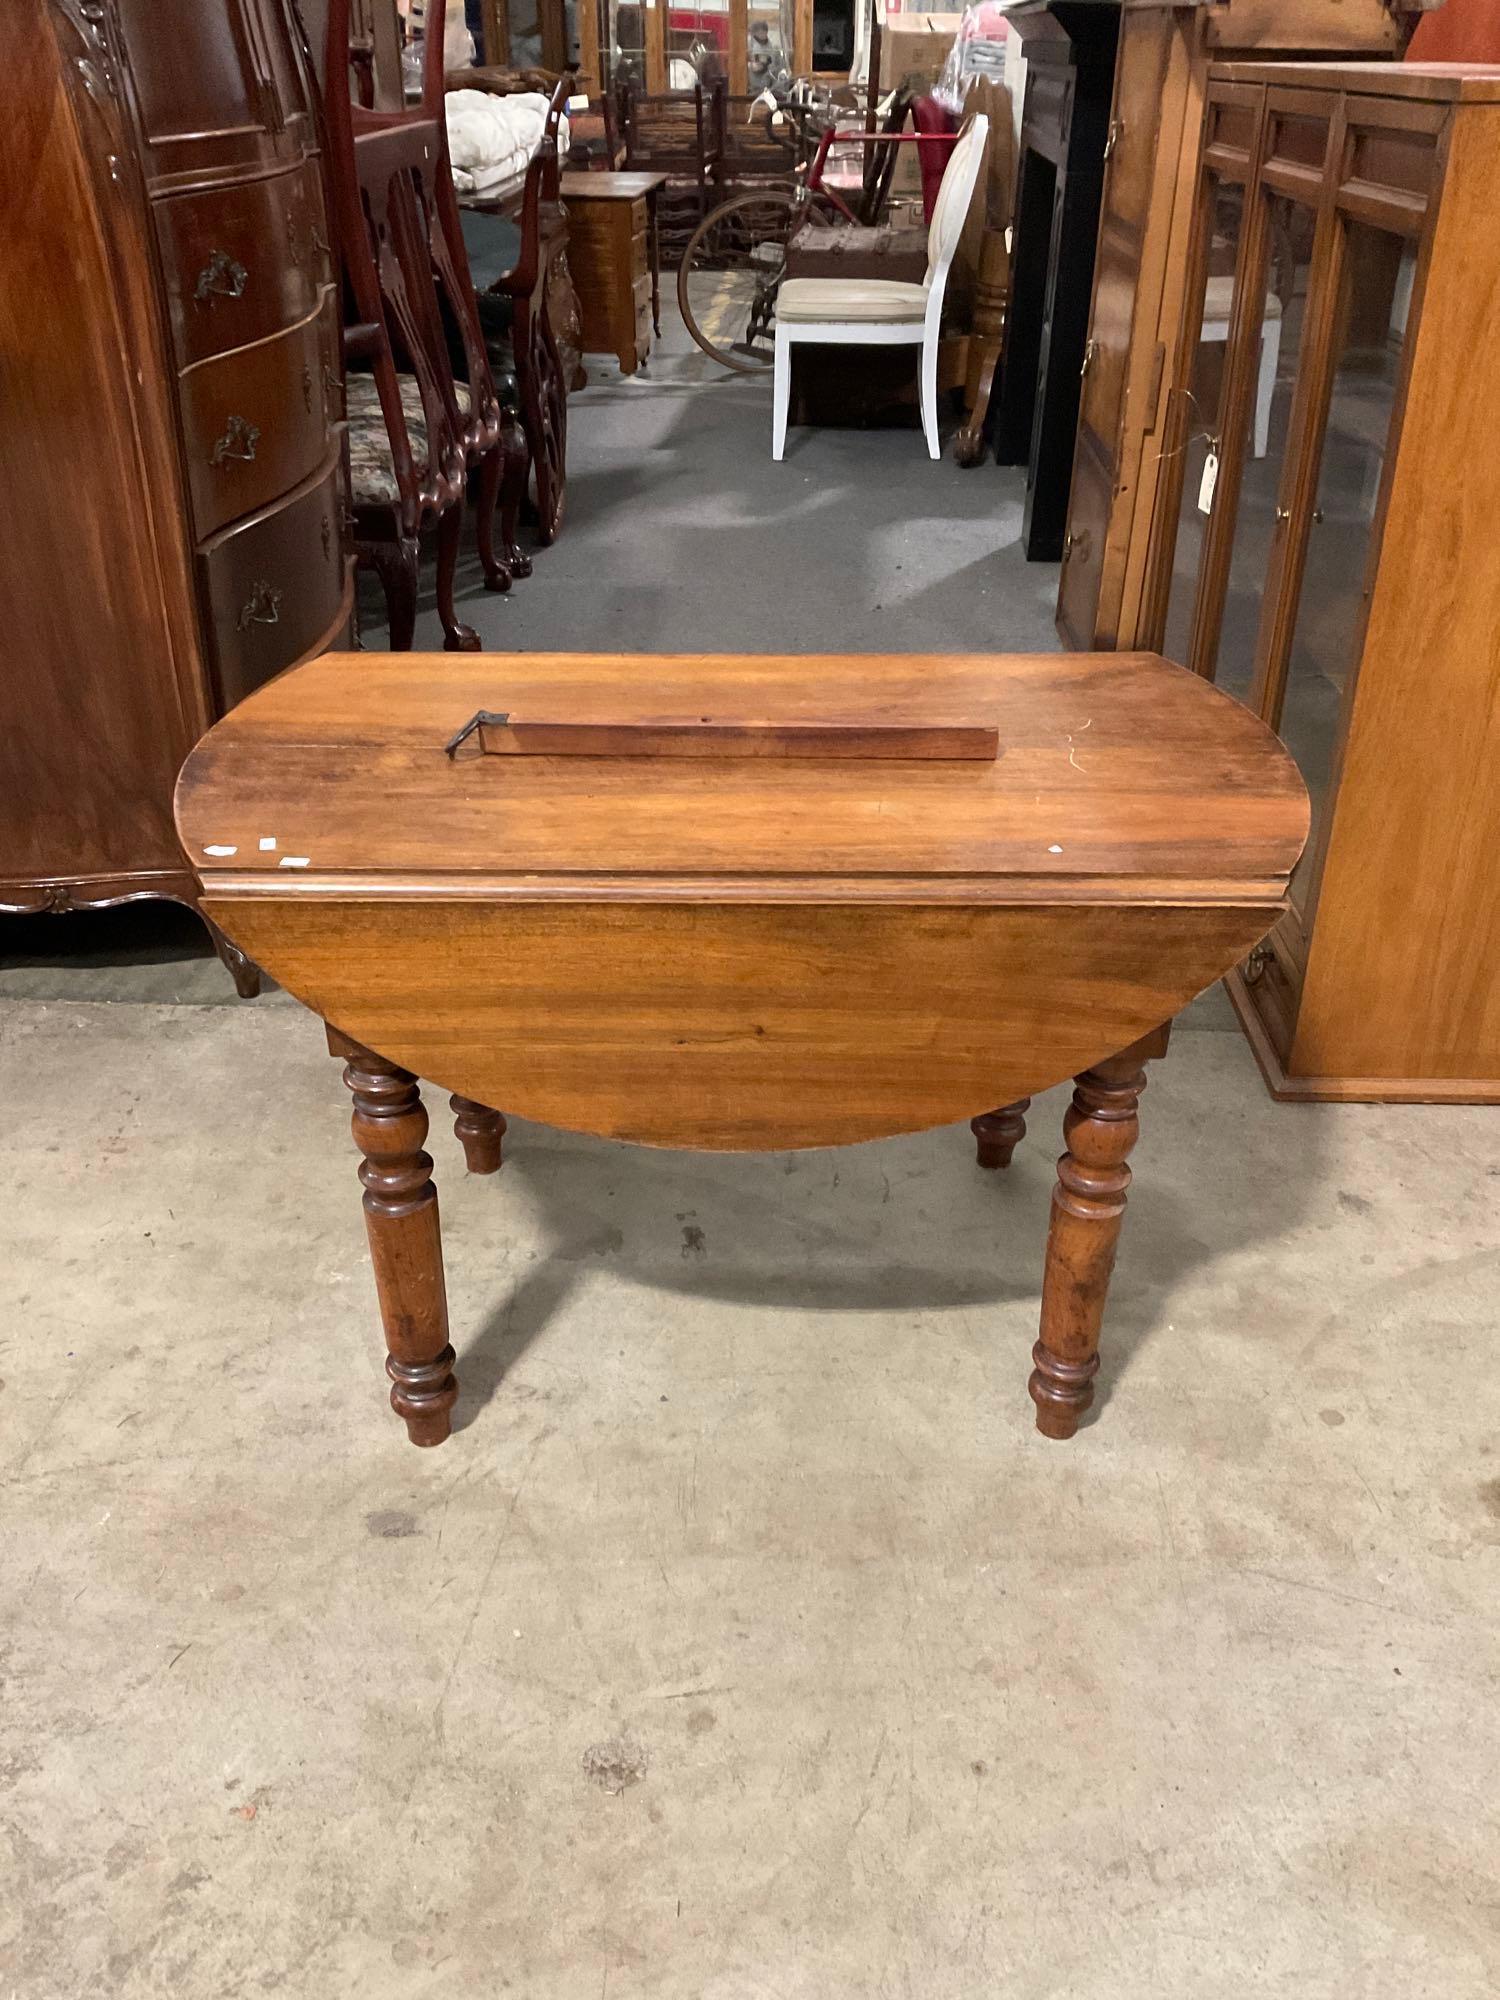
1197,449 -> 1220,516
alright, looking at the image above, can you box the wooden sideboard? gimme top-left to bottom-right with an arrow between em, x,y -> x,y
1054,0 -> 1425,651
1147,62 -> 1500,1101
0,0 -> 351,991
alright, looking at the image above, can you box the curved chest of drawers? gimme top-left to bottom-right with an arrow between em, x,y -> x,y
4,0 -> 349,966
123,0 -> 352,710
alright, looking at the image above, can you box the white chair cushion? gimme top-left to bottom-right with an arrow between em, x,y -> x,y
346,373 -> 471,507
776,277 -> 929,324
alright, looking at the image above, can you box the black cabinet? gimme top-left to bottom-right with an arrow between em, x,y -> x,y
989,2 -> 1119,561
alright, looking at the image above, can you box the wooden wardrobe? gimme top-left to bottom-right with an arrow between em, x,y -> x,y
0,0 -> 351,993
1053,0 -> 1426,653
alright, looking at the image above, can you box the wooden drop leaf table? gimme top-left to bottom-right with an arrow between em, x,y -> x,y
175,651 -> 1307,1446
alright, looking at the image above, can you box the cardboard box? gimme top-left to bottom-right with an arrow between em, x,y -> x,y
890,144 -> 925,196
879,12 -> 964,92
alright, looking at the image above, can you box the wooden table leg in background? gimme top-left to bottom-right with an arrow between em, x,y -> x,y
648,185 -> 661,337
199,912 -> 263,999
1031,1025 -> 1170,1440
333,1031 -> 458,1446
971,1098 -> 1031,1169
450,1095 -> 506,1174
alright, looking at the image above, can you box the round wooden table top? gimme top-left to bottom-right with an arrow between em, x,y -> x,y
177,648 -> 1306,900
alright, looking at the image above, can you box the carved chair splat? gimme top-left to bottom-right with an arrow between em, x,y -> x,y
325,0 -> 525,644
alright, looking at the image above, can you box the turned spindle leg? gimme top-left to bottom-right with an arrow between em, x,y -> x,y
1031,1028 -> 1169,1440
450,1095 -> 506,1175
341,1044 -> 457,1446
972,1099 -> 1030,1169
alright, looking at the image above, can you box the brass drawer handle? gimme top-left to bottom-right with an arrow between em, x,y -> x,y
1243,943 -> 1272,987
236,580 -> 282,631
195,249 -> 248,303
211,414 -> 261,465
1063,528 -> 1092,563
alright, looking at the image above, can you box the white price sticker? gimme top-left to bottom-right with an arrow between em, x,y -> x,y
1197,448 -> 1220,516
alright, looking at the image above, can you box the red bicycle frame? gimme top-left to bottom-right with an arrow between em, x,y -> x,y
803,123 -> 961,225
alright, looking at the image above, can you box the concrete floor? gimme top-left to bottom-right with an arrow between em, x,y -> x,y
3,320 -> 1499,1996
370,308 -> 1064,657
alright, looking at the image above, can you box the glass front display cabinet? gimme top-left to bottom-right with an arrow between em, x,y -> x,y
1144,65 -> 1500,1103
587,0 -> 802,93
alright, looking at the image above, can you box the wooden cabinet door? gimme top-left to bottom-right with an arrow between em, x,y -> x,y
113,0 -> 310,187
1056,9 -> 1176,648
1054,429 -> 1113,648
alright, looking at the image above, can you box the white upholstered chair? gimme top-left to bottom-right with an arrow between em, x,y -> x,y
771,113 -> 989,462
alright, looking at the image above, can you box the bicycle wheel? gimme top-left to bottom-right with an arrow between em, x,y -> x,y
678,189 -> 799,373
